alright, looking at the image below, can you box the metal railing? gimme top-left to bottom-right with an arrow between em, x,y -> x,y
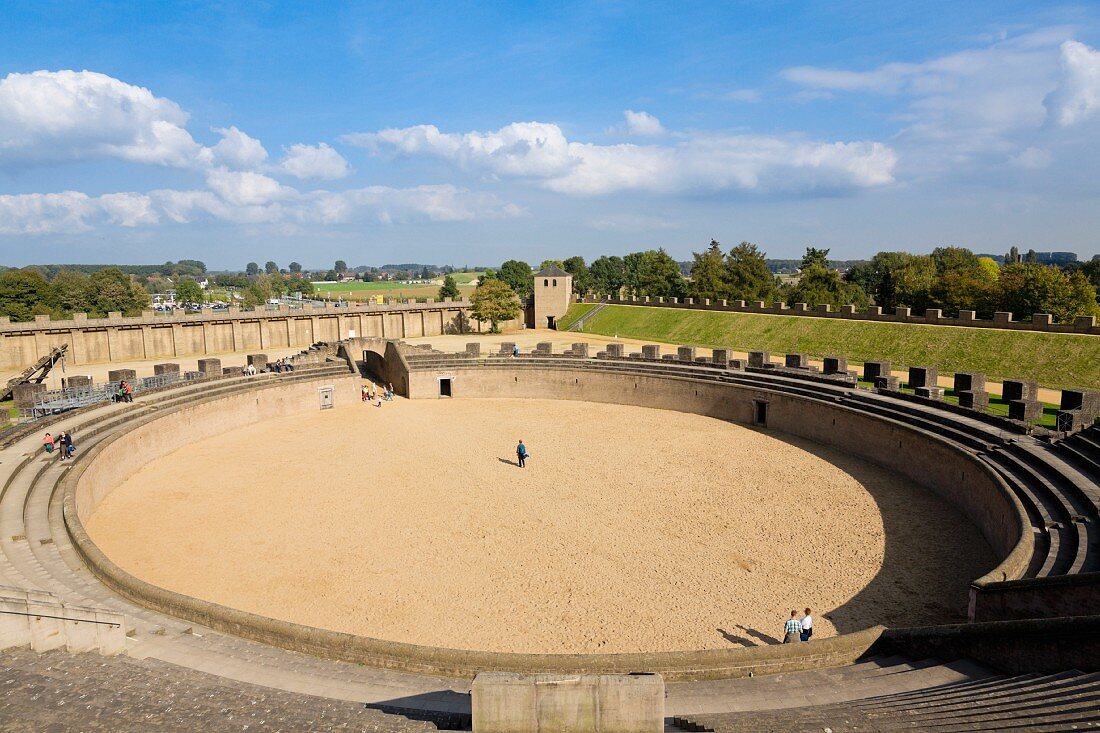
21,372 -> 186,421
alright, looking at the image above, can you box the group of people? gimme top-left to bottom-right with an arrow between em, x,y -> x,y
242,363 -> 258,376
42,431 -> 76,460
783,608 -> 814,643
361,382 -> 394,407
270,358 -> 295,373
112,380 -> 133,403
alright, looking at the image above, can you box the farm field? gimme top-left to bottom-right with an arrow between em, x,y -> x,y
311,272 -> 482,301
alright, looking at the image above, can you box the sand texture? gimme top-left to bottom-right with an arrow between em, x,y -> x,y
87,397 -> 996,654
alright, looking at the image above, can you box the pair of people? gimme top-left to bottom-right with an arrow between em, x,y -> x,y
783,608 -> 813,643
114,380 -> 133,403
243,363 -> 257,376
43,431 -> 75,460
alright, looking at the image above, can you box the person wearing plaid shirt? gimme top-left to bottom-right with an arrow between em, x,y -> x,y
783,610 -> 803,643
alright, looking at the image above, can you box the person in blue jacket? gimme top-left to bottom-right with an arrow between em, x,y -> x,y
516,439 -> 528,468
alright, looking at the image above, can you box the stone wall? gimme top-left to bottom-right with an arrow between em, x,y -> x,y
581,296 -> 1100,335
0,300 -> 507,370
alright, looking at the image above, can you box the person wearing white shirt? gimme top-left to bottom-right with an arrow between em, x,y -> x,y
800,608 -> 814,641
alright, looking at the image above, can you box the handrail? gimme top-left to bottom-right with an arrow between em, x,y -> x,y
0,608 -> 120,627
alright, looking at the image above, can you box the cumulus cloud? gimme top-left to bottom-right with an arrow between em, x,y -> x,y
619,110 -> 665,136
0,191 -> 161,234
1045,40 -> 1100,126
209,126 -> 269,169
277,142 -> 351,179
0,70 -> 205,168
344,121 -> 895,195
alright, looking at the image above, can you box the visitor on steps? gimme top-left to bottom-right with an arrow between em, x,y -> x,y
57,432 -> 73,461
512,344 -> 519,357
783,610 -> 802,643
123,380 -> 134,402
516,439 -> 528,468
43,433 -> 54,454
800,608 -> 813,641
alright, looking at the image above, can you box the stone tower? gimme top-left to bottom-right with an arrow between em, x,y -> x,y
533,264 -> 572,329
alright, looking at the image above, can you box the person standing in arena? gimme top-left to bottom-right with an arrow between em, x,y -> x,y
800,608 -> 814,641
516,439 -> 528,468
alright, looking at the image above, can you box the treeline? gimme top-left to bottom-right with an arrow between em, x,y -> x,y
19,260 -> 207,280
503,242 -> 1100,323
0,268 -> 151,321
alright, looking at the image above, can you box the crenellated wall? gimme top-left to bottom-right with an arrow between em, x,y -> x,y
0,299 -> 518,370
581,295 -> 1100,335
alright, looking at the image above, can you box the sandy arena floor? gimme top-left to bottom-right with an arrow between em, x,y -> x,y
86,397 -> 996,655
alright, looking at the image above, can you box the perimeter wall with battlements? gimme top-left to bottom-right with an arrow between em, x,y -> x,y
0,300 -> 519,370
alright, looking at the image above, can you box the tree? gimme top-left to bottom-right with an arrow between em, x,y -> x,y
689,240 -> 727,302
470,278 -> 521,333
891,255 -> 939,313
287,276 -> 314,297
725,242 -> 778,303
785,265 -> 869,309
562,256 -> 592,295
288,261 -> 302,274
0,269 -> 50,321
844,251 -> 912,310
438,274 -> 461,300
89,268 -> 150,315
801,247 -> 830,271
246,262 -> 260,276
623,249 -> 686,298
498,259 -> 534,299
420,266 -> 432,279
49,271 -> 94,315
264,261 -> 279,275
175,277 -> 204,305
997,263 -> 1099,322
589,255 -> 625,296
243,275 -> 274,307
539,259 -> 565,271
334,260 -> 347,274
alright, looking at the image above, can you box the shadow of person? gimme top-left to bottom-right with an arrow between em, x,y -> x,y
497,457 -> 519,467
716,627 -> 756,646
734,623 -> 781,645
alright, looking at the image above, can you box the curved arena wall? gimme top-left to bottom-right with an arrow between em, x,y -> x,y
64,367 -> 1029,680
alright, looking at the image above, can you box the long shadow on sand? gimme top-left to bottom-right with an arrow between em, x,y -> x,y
497,457 -> 520,467
364,691 -> 471,730
718,625 -> 781,646
744,427 -> 995,635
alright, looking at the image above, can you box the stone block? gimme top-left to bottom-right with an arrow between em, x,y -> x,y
896,306 -> 911,318
247,353 -> 268,370
684,297 -> 693,305
773,301 -> 787,311
694,356 -> 709,363
222,367 -> 238,375
1060,388 -> 1099,414
958,310 -> 977,321
866,306 -> 883,317
471,672 -> 664,733
1074,315 -> 1096,329
1032,313 -> 1053,326
154,363 -> 180,376
606,343 -> 625,358
863,361 -> 891,382
957,390 -> 990,410
817,303 -> 831,313
791,302 -> 808,313
823,356 -> 847,374
465,343 -> 481,358
907,366 -> 938,389
641,344 -> 661,360
62,375 -> 92,389
677,346 -> 696,362
184,371 -> 203,380
107,369 -> 137,383
874,375 -> 901,390
197,358 -> 221,376
570,343 -> 589,358
785,353 -> 809,368
662,354 -> 676,360
729,358 -> 745,370
1002,379 -> 1038,402
499,342 -> 516,355
711,349 -> 729,367
953,372 -> 986,393
747,351 -> 770,368
535,342 -> 553,355
12,382 -> 45,408
915,386 -> 945,401
840,304 -> 856,314
1009,399 -> 1043,422
993,311 -> 1013,325
925,308 -> 942,320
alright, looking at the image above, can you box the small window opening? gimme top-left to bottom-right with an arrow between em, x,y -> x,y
439,378 -> 452,397
753,399 -> 768,426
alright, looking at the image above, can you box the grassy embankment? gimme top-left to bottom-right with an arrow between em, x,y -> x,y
311,271 -> 483,301
561,304 -> 1098,427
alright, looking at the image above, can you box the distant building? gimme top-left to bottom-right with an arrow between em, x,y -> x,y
533,264 -> 572,330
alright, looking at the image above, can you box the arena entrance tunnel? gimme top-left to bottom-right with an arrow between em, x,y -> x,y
337,336 -> 412,396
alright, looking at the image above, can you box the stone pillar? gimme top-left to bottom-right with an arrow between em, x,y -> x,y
711,349 -> 729,367
823,357 -> 847,375
958,310 -> 977,322
13,383 -> 46,408
925,308 -> 942,320
641,344 -> 661,360
785,353 -> 809,368
747,351 -> 770,368
817,304 -> 831,314
499,342 -> 516,355
197,358 -> 221,377
606,343 -> 625,358
792,302 -> 808,313
840,304 -> 856,315
535,342 -> 553,355
863,361 -> 891,382
953,372 -> 986,393
958,390 -> 990,409
874,375 -> 901,390
895,306 -> 911,318
1002,379 -> 1038,402
907,366 -> 938,389
866,306 -> 883,317
1074,315 -> 1096,329
677,346 -> 696,362
1032,313 -> 1053,327
247,354 -> 268,371
107,369 -> 137,383
154,363 -> 180,377
465,343 -> 481,358
915,386 -> 945,401
1009,400 -> 1042,422
1060,389 -> 1100,420
62,375 -> 92,389
993,311 -> 1013,325
570,343 -> 589,358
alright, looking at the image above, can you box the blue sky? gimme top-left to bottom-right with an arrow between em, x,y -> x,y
1,1 -> 1099,269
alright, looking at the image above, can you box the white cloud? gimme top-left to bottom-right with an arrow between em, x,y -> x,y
345,121 -> 895,195
1045,40 -> 1100,126
209,126 -> 269,169
0,70 -> 204,168
0,191 -> 161,233
277,142 -> 350,179
1010,147 -> 1053,170
204,168 -> 292,207
620,110 -> 665,136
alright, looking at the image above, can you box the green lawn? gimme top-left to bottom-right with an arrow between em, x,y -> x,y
556,303 -> 597,330
567,304 -> 1100,389
311,272 -> 483,301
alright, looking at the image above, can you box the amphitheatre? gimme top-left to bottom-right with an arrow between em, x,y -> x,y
2,281 -> 1099,731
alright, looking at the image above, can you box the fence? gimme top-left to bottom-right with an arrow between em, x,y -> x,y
19,373 -> 191,422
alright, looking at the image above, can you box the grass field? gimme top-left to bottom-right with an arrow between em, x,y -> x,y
564,304 -> 1100,389
311,272 -> 482,301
